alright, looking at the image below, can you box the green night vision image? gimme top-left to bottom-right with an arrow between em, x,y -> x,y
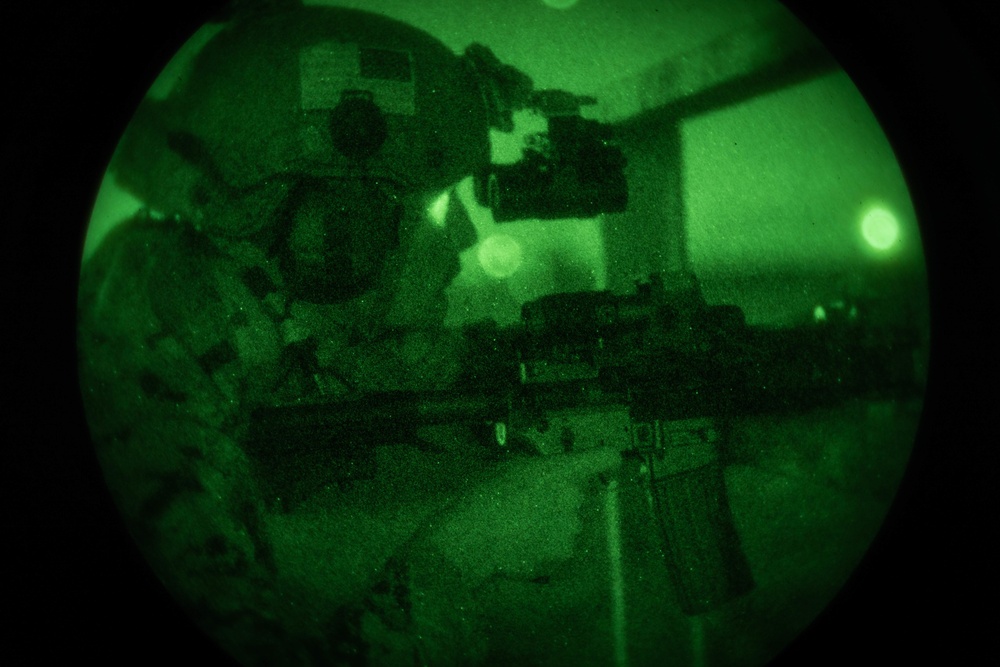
77,1 -> 929,665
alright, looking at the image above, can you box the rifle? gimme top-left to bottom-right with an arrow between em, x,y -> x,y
244,271 -> 923,615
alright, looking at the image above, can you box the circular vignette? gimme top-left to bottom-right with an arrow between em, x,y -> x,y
8,1 -> 994,666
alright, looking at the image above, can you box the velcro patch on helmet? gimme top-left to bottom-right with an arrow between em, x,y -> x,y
300,42 -> 416,116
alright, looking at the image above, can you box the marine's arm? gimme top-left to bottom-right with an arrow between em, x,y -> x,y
78,217 -> 294,664
325,445 -> 619,666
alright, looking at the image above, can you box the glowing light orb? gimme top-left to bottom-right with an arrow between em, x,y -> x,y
542,0 -> 579,9
477,234 -> 523,279
861,207 -> 900,250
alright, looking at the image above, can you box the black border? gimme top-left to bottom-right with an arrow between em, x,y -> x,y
773,1 -> 997,662
6,1 -> 995,664
7,2 -> 238,664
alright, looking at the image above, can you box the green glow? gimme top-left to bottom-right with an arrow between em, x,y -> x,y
79,3 -> 929,667
861,206 -> 900,250
477,233 -> 524,278
428,191 -> 450,228
684,71 -> 919,272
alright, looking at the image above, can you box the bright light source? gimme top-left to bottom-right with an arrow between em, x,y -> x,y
83,172 -> 144,261
861,206 -> 900,250
477,234 -> 523,279
428,191 -> 450,228
542,0 -> 579,9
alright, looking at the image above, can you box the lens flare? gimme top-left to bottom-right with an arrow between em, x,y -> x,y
477,234 -> 523,279
861,206 -> 900,250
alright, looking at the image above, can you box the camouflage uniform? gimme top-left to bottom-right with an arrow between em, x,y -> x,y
78,210 -> 483,665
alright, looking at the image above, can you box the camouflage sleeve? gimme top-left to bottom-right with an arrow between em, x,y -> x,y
332,541 -> 487,666
80,215 -> 486,665
77,216 -> 292,664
